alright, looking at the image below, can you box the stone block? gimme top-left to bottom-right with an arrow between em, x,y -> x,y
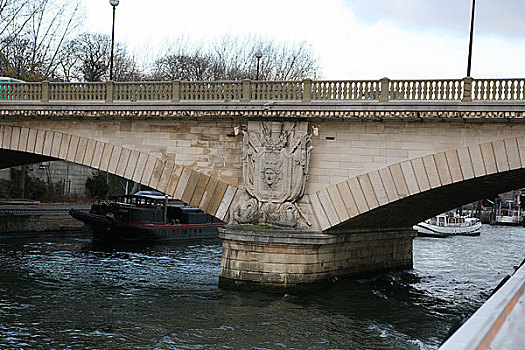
368,170 -> 388,206
216,185 -> 238,221
336,181 -> 359,218
309,193 -> 331,231
422,155 -> 441,188
434,152 -> 452,186
141,155 -> 157,186
58,134 -> 71,160
181,170 -> 200,203
99,143 -> 113,172
317,188 -> 340,227
358,174 -> 379,210
74,137 -> 87,163
115,148 -> 130,177
34,129 -> 46,155
107,145 -> 122,174
51,132 -> 62,158
517,137 -> 525,169
347,177 -> 369,213
200,177 -> 219,211
327,185 -> 350,222
479,142 -> 497,175
124,150 -> 140,180
82,139 -> 96,166
379,167 -> 399,202
411,158 -> 430,192
18,127 -> 29,152
42,130 -> 54,156
132,152 -> 148,183
190,173 -> 210,207
504,139 -> 520,170
2,125 -> 11,149
207,181 -> 228,216
66,135 -> 79,162
492,140 -> 509,172
457,147 -> 474,180
10,126 -> 20,151
445,149 -> 463,183
468,144 -> 486,177
157,161 -> 175,194
148,158 -> 165,189
400,160 -> 420,195
173,167 -> 191,200
166,165 -> 184,197
389,163 -> 408,198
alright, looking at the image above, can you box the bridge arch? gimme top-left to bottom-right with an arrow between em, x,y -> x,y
0,124 -> 239,221
312,136 -> 525,231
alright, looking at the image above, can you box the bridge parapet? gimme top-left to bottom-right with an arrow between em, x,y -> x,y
1,78 -> 524,103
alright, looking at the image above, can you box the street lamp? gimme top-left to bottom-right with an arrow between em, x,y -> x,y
255,51 -> 262,80
109,0 -> 119,81
466,0 -> 476,77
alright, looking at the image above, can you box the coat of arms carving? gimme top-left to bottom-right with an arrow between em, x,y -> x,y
232,122 -> 312,228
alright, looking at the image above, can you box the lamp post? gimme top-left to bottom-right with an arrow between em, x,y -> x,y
466,0 -> 476,77
255,51 -> 262,80
109,0 -> 119,81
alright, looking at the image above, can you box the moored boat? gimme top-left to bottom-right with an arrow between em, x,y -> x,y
493,197 -> 523,226
413,213 -> 482,238
69,192 -> 224,244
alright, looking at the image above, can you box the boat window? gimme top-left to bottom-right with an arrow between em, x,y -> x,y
438,217 -> 445,226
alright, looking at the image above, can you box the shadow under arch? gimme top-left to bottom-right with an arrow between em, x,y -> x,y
313,136 -> 525,232
0,125 -> 239,221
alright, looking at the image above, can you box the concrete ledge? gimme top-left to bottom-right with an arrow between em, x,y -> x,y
440,260 -> 525,350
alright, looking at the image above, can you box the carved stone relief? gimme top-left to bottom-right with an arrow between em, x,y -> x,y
232,121 -> 312,228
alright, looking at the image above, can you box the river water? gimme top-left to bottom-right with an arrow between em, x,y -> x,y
0,225 -> 524,349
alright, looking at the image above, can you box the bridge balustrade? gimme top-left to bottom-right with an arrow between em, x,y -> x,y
1,78 -> 524,103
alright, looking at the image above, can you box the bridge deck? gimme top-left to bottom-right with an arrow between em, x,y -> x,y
440,260 -> 525,349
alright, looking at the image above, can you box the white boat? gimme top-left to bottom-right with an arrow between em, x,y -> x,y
494,198 -> 523,226
413,213 -> 482,237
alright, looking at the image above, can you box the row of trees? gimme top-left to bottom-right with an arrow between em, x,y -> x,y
1,0 -> 320,82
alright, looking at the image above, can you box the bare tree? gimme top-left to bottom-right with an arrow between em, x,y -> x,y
0,0 -> 82,81
150,34 -> 321,81
57,32 -> 142,82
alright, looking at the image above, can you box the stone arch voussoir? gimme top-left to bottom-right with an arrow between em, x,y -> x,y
311,136 -> 525,231
0,124 -> 239,221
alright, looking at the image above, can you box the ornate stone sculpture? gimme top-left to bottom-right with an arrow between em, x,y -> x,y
232,122 -> 312,228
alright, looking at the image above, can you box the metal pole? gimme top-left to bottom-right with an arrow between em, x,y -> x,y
256,57 -> 260,80
467,0 -> 476,77
110,5 -> 116,81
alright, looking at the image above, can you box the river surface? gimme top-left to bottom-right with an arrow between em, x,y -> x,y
1,225 -> 524,349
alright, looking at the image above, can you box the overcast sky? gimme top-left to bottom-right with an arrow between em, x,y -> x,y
82,0 -> 525,79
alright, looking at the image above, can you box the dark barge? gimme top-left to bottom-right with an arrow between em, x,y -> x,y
69,192 -> 224,244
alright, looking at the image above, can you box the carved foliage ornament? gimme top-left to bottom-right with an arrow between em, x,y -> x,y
232,122 -> 312,228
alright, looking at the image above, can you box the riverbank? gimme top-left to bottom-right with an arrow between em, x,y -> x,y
0,204 -> 90,236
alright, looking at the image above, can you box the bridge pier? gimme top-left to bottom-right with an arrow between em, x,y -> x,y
218,226 -> 416,291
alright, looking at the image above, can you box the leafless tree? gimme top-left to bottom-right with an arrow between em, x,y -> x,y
0,0 -> 82,81
150,34 -> 321,81
57,32 -> 142,82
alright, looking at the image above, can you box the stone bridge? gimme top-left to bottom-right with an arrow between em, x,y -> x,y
1,77 -> 525,289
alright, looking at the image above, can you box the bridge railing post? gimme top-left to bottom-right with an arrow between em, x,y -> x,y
106,81 -> 114,103
242,79 -> 251,102
462,77 -> 473,102
172,80 -> 180,102
303,78 -> 312,102
379,77 -> 390,102
41,81 -> 49,102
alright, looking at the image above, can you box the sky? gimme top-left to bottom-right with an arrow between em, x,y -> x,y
82,0 -> 525,79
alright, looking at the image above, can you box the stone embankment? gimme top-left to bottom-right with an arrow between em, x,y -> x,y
0,204 -> 89,235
